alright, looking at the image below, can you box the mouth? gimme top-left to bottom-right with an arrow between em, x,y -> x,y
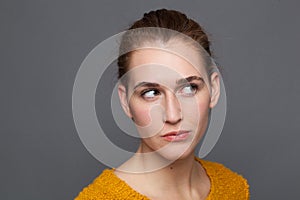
161,130 -> 191,142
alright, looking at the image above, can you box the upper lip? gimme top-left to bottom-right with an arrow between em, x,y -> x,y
161,130 -> 190,137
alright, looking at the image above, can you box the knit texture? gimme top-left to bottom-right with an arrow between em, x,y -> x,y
75,158 -> 249,199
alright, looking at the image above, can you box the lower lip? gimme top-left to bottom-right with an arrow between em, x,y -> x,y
162,132 -> 190,142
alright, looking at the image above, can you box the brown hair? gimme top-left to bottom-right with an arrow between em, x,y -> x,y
118,8 -> 212,80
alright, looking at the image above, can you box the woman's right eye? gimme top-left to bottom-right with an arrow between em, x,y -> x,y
141,89 -> 160,100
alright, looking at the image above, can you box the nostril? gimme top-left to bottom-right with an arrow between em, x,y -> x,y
163,110 -> 182,124
163,117 -> 182,124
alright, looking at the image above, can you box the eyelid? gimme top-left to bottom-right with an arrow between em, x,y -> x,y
176,81 -> 205,96
139,88 -> 161,100
141,88 -> 155,95
175,82 -> 198,92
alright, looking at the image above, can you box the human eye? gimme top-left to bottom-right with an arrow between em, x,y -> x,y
177,83 -> 199,96
140,88 -> 160,100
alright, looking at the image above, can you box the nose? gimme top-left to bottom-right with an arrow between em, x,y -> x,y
162,92 -> 182,124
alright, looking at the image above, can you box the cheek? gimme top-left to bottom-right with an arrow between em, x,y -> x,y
195,99 -> 210,135
129,100 -> 165,137
196,89 -> 211,117
129,103 -> 151,126
181,95 -> 210,128
198,99 -> 210,115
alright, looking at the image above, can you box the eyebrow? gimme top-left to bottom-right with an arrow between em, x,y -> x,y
133,82 -> 160,90
176,76 -> 204,85
133,76 -> 204,90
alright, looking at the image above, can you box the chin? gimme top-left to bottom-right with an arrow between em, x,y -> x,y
154,142 -> 196,162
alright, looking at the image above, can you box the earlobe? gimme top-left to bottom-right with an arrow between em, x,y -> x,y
118,84 -> 132,118
209,72 -> 221,108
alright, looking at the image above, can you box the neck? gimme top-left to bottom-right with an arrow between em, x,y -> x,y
155,156 -> 199,188
134,144 -> 202,197
115,143 -> 210,199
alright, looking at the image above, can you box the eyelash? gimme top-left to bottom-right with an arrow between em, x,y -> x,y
179,83 -> 199,96
140,88 -> 160,98
139,83 -> 202,100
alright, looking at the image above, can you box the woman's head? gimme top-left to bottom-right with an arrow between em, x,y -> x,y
117,9 -> 220,160
118,8 -> 213,81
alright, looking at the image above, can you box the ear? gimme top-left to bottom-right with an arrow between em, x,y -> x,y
209,72 -> 221,108
118,84 -> 132,118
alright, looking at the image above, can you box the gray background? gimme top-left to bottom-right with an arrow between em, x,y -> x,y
1,0 -> 299,199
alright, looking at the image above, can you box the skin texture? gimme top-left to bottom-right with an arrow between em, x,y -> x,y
117,41 -> 220,199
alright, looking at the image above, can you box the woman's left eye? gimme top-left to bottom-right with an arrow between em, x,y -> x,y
178,84 -> 198,96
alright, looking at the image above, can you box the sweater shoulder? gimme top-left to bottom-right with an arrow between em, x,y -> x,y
196,158 -> 250,200
74,169 -> 149,200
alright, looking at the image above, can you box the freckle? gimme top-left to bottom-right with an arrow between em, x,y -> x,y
170,167 -> 173,170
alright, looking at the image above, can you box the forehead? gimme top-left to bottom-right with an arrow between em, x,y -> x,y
127,47 -> 206,82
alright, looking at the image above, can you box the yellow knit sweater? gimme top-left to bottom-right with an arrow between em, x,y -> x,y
75,158 -> 249,199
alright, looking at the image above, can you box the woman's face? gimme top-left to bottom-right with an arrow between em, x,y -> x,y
118,42 -> 220,161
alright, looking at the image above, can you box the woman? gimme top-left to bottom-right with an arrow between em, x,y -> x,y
75,8 -> 249,199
